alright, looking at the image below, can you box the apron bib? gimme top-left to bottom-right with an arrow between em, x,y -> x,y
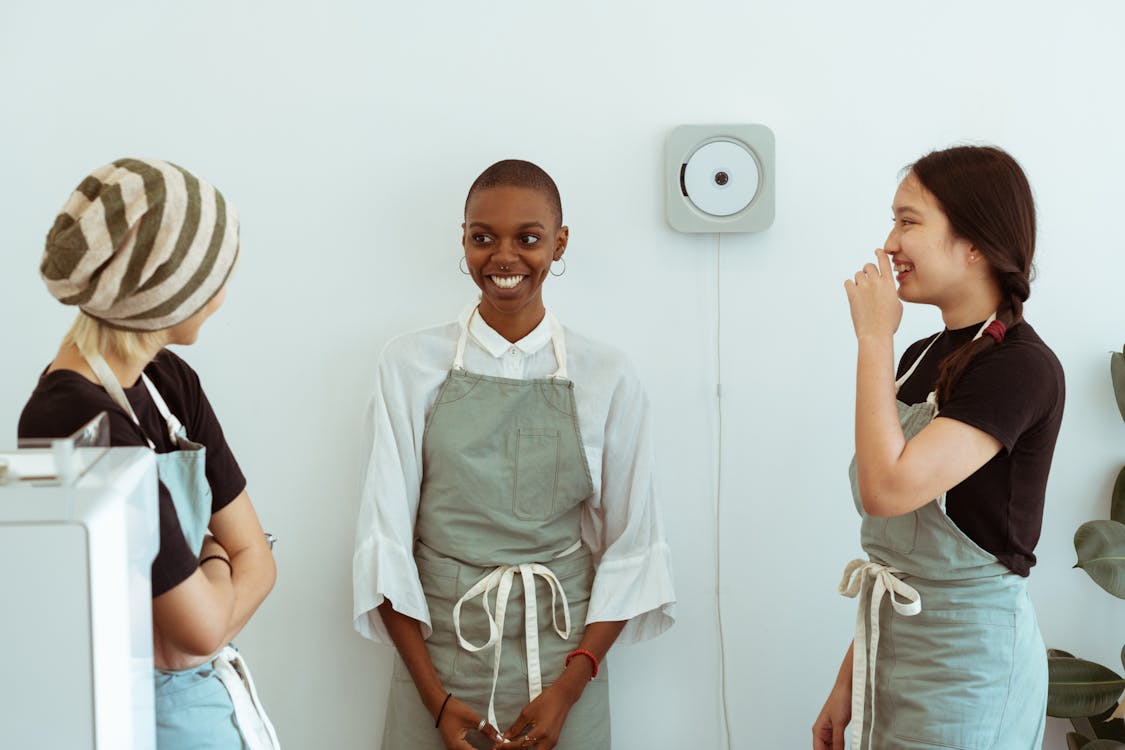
838,318 -> 1047,750
382,311 -> 610,750
82,351 -> 280,750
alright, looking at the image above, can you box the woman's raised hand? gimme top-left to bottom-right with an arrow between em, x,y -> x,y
844,248 -> 902,340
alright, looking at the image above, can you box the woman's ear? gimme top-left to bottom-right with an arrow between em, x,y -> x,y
555,226 -> 569,259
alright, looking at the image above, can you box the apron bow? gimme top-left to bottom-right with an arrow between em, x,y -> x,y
452,542 -> 580,730
839,558 -> 922,750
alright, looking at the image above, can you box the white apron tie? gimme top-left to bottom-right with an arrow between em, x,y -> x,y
451,542 -> 581,730
839,559 -> 923,750
212,646 -> 281,750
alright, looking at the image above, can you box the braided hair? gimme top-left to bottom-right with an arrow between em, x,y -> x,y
908,146 -> 1037,405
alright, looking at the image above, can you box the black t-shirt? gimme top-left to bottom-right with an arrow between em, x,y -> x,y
896,320 -> 1065,576
18,349 -> 246,596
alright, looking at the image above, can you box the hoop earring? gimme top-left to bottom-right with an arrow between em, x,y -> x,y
550,257 -> 566,277
459,256 -> 470,275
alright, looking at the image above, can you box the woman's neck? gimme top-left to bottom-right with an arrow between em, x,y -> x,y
475,302 -> 547,344
51,343 -> 160,389
939,283 -> 1003,330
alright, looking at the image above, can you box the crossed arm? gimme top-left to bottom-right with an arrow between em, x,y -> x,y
152,490 -> 276,670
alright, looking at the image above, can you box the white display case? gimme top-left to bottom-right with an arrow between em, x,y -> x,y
0,415 -> 159,750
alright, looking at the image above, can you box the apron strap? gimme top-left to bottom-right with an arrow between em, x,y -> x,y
839,559 -> 922,750
212,646 -> 282,750
80,349 -> 189,447
893,333 -> 942,394
80,350 -> 156,450
547,314 -> 567,380
453,308 -> 569,379
452,309 -> 474,372
894,313 -> 998,404
450,541 -> 581,730
141,373 -> 187,444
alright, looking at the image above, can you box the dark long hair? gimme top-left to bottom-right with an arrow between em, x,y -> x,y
909,145 -> 1037,405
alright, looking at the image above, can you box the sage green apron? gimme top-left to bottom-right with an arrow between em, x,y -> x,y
82,352 -> 279,750
382,310 -> 610,750
838,319 -> 1047,750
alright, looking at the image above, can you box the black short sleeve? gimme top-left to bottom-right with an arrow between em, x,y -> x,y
938,341 -> 1063,453
17,350 -> 247,596
893,321 -> 1065,576
145,351 -> 247,513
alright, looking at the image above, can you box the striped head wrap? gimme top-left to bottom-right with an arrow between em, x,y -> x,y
41,157 -> 239,331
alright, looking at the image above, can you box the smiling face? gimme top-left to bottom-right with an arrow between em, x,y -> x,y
884,172 -> 980,308
462,184 -> 567,341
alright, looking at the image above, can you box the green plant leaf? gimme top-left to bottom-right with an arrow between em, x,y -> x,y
1048,657 -> 1125,718
1075,520 -> 1125,599
1113,466 -> 1125,525
1081,740 -> 1125,749
1112,351 -> 1125,424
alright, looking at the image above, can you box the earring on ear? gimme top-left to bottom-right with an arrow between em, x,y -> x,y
550,257 -> 567,277
459,257 -> 470,275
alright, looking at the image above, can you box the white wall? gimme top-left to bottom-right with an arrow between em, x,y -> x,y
2,2 -> 1123,747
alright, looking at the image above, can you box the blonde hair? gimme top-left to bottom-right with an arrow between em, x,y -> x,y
63,312 -> 170,363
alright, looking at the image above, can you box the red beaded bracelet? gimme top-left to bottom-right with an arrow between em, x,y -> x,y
565,648 -> 599,680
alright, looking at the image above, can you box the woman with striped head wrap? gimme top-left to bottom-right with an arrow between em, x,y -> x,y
19,158 -> 280,749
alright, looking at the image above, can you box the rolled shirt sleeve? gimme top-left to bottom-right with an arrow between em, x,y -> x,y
577,348 -> 676,644
352,335 -> 446,643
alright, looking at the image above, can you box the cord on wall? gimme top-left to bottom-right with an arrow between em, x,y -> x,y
715,232 -> 733,750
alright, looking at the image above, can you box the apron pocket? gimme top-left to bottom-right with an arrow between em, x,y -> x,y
888,607 -> 1015,749
513,429 -> 560,520
865,512 -> 918,555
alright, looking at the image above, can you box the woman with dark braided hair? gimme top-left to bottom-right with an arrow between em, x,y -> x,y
813,145 -> 1064,750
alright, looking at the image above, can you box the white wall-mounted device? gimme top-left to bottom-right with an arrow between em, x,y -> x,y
665,124 -> 775,233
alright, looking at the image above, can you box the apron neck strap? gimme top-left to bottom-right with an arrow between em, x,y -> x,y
893,312 -> 998,396
453,308 -> 568,379
141,373 -> 185,443
79,348 -> 182,446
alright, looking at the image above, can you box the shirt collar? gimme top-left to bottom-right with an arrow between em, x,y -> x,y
459,301 -> 554,358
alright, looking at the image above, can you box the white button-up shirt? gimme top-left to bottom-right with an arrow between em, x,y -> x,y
353,305 -> 676,646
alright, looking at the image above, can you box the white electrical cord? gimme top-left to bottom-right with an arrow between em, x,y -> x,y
715,233 -> 734,750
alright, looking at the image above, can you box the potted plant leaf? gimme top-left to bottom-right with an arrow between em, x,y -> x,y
1046,345 -> 1125,749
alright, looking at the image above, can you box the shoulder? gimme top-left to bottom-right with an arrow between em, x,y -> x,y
146,349 -> 203,392
564,325 -> 633,372
561,324 -> 644,401
377,320 -> 460,378
971,322 -> 1063,385
18,370 -> 145,445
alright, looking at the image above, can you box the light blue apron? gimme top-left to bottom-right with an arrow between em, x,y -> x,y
381,310 -> 610,750
83,352 -> 278,750
839,321 -> 1047,750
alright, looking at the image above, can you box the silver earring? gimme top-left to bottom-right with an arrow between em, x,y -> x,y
459,257 -> 470,275
550,257 -> 566,277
